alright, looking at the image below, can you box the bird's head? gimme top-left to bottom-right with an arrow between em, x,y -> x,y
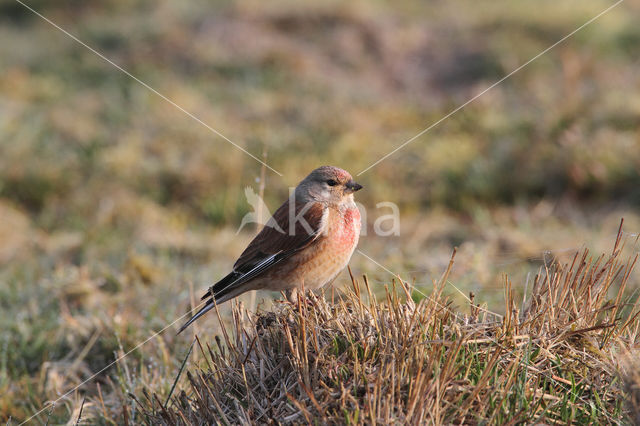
296,165 -> 363,204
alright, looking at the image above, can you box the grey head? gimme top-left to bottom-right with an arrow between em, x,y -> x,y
294,166 -> 363,204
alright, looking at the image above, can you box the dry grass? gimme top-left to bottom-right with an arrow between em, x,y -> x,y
133,225 -> 639,424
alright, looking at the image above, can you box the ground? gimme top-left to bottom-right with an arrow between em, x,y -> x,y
1,0 -> 639,423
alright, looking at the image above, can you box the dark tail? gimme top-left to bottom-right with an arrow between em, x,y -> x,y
178,270 -> 248,334
177,300 -> 216,334
179,253 -> 285,333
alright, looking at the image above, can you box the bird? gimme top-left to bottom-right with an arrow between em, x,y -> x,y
178,165 -> 363,333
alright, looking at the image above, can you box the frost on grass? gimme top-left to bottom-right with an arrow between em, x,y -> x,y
135,225 -> 639,424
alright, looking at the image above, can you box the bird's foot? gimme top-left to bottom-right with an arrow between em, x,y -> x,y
280,289 -> 315,309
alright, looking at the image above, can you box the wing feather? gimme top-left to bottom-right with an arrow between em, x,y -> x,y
179,199 -> 325,333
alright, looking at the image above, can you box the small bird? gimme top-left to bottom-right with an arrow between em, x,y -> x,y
179,166 -> 363,333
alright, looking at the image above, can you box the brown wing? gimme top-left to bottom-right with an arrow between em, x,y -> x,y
179,199 -> 326,333
234,199 -> 326,270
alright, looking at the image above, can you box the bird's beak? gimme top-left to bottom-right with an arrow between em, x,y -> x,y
345,180 -> 363,193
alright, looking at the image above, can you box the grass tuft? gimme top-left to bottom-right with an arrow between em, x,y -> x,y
135,227 -> 639,424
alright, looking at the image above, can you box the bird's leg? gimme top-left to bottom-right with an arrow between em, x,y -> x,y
285,288 -> 298,304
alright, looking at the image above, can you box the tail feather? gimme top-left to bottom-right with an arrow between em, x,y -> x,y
177,301 -> 216,334
200,271 -> 239,301
178,282 -> 256,334
179,272 -> 237,334
181,252 -> 288,333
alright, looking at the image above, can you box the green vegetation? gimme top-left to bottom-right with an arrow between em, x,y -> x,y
1,0 -> 639,423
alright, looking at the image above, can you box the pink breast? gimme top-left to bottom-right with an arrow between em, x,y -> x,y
286,206 -> 360,290
335,207 -> 361,249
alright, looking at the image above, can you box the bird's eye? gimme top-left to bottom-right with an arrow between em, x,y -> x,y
326,179 -> 338,186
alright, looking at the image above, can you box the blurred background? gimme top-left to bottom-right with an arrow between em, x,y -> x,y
1,0 -> 639,421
